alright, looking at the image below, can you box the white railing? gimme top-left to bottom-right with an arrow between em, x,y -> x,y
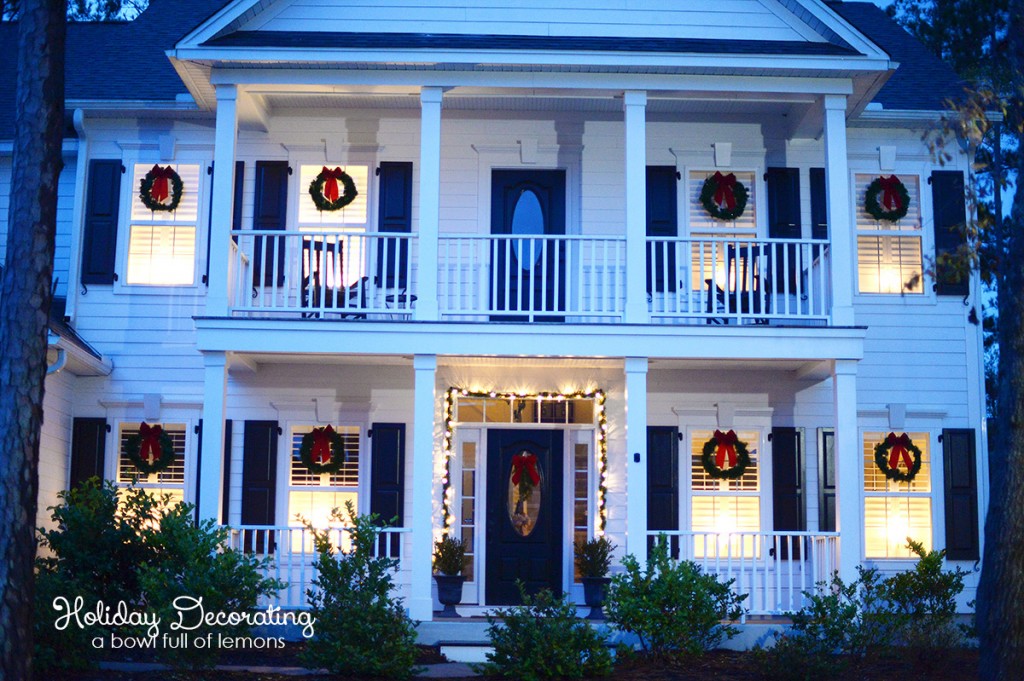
645,531 -> 840,619
646,237 -> 831,324
225,525 -> 410,610
438,234 -> 626,321
229,230 -> 417,318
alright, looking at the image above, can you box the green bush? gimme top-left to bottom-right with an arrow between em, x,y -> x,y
302,502 -> 419,679
574,536 -> 616,578
480,585 -> 613,680
884,539 -> 968,651
605,540 -> 746,660
433,534 -> 466,575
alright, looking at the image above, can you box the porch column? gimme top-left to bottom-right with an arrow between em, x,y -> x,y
415,87 -> 442,321
410,354 -> 438,620
623,91 -> 648,324
823,94 -> 854,326
833,359 -> 861,581
624,357 -> 649,563
197,352 -> 228,523
206,84 -> 239,318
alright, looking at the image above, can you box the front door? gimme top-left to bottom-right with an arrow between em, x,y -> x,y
485,429 -> 564,605
490,170 -> 566,321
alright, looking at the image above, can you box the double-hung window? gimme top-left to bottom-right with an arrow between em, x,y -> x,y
297,164 -> 370,290
287,425 -> 361,529
863,431 -> 932,558
855,174 -> 924,294
126,163 -> 201,286
687,170 -> 758,291
117,422 -> 187,504
689,428 -> 761,557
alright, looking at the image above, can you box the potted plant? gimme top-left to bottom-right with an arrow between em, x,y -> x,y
433,535 -> 466,617
574,536 -> 616,620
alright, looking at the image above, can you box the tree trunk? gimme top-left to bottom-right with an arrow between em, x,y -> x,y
0,1 -> 66,679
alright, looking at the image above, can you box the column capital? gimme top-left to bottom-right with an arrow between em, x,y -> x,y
413,354 -> 438,371
823,94 -> 848,111
623,90 -> 647,108
203,351 -> 228,369
421,86 -> 444,105
624,357 -> 649,374
833,358 -> 858,376
214,83 -> 238,102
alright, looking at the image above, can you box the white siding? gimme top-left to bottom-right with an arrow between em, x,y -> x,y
38,369 -> 75,534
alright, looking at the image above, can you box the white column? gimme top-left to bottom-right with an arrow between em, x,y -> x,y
206,84 -> 239,317
833,359 -> 861,582
624,357 -> 649,563
198,352 -> 228,523
410,354 -> 437,620
415,87 -> 442,321
823,94 -> 854,326
623,91 -> 648,324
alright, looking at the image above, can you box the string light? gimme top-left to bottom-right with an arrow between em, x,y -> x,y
439,387 -> 609,537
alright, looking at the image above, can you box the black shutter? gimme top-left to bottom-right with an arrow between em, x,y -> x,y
69,418 -> 107,488
252,161 -> 289,287
646,166 -> 678,293
647,426 -> 679,557
193,419 -> 233,525
819,429 -> 836,532
204,161 -> 245,285
943,428 -> 979,560
370,422 -> 406,527
810,168 -> 828,240
81,160 -> 122,285
931,170 -> 969,296
766,167 -> 801,239
241,420 -> 278,528
771,427 -> 804,559
376,162 -> 413,288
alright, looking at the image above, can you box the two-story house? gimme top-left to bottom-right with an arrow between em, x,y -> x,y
0,0 -> 985,623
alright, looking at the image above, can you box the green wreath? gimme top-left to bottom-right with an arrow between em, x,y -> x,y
864,175 -> 910,222
700,172 -> 749,221
299,425 -> 348,474
124,423 -> 177,475
701,430 -> 752,480
873,432 -> 922,483
139,164 -> 184,212
308,166 -> 359,212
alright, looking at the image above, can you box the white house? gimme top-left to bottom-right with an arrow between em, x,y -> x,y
0,0 -> 985,622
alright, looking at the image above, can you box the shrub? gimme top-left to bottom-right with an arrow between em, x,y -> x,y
574,536 -> 616,578
884,539 -> 968,651
302,502 -> 419,679
480,585 -> 613,680
433,534 -> 466,575
605,540 -> 746,660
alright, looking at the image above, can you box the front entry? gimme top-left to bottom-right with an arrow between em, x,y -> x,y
485,429 -> 564,605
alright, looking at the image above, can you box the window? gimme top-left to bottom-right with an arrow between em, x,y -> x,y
297,164 -> 369,229
864,431 -> 932,558
459,437 -> 478,581
856,174 -> 924,294
689,429 -> 760,557
117,423 -> 187,504
688,170 -> 757,290
287,425 -> 360,529
572,436 -> 592,581
297,164 -> 371,290
126,163 -> 201,286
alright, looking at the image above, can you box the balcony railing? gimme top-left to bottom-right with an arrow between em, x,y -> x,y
225,525 -> 409,610
646,531 -> 840,618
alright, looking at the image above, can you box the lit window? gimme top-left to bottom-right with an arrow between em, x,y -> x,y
297,164 -> 369,229
126,163 -> 200,286
117,423 -> 187,505
689,429 -> 760,558
863,431 -> 932,558
287,425 -> 360,531
688,171 -> 757,290
855,174 -> 924,294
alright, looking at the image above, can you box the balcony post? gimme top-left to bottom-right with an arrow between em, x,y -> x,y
823,95 -> 854,326
833,359 -> 861,581
415,87 -> 443,321
410,354 -> 438,620
197,352 -> 228,523
624,357 -> 649,563
206,84 -> 239,317
624,91 -> 648,324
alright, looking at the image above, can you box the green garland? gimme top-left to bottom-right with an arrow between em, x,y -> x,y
873,432 -> 923,483
864,175 -> 910,222
701,430 -> 752,480
124,423 -> 177,475
308,167 -> 358,212
138,165 -> 184,212
299,425 -> 348,475
699,172 -> 749,221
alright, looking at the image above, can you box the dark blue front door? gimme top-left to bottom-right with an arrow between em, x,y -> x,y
485,429 -> 564,605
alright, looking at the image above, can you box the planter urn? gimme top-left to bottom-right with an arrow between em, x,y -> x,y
434,574 -> 466,618
581,576 -> 612,620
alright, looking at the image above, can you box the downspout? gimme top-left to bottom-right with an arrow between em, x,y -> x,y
65,109 -> 90,323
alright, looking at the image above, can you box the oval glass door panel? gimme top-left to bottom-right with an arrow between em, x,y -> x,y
510,189 -> 544,269
507,451 -> 543,537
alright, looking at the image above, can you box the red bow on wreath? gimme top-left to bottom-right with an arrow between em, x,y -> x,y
877,175 -> 904,212
886,432 -> 914,470
713,429 -> 739,469
310,425 -> 336,465
511,453 -> 540,486
712,172 -> 738,211
138,423 -> 164,465
320,167 -> 347,203
147,165 -> 177,204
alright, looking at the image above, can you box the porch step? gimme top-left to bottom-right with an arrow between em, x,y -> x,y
437,641 -> 493,664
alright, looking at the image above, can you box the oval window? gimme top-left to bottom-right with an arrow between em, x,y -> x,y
510,189 -> 544,269
507,451 -> 543,537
